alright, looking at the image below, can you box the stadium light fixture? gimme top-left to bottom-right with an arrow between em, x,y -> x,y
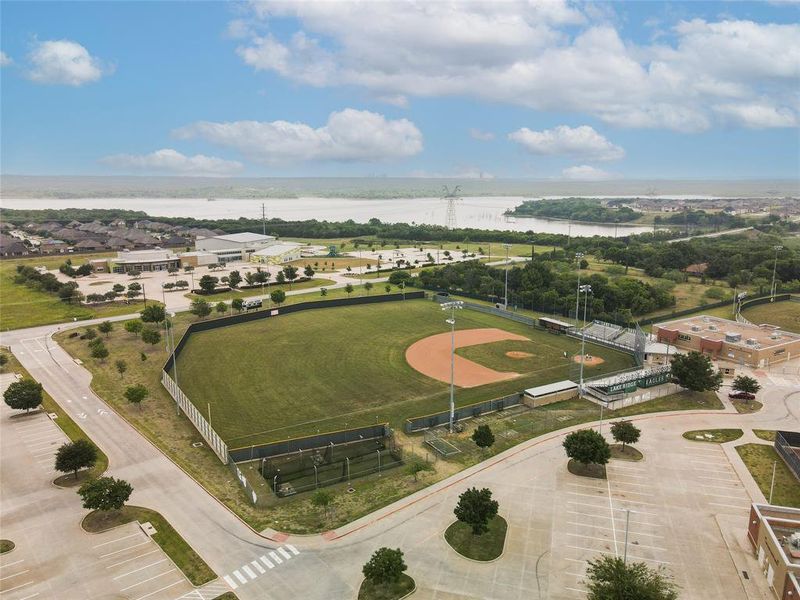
441,300 -> 464,433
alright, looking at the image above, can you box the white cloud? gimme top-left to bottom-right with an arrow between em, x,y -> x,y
376,94 -> 409,108
469,128 -> 495,141
509,125 -> 624,160
27,39 -> 109,86
231,4 -> 800,131
100,149 -> 243,176
713,102 -> 798,128
173,108 -> 423,165
560,165 -> 614,180
0,52 -> 12,67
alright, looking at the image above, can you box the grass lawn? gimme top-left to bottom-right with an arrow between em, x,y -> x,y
753,429 -> 776,442
0,350 -> 108,479
731,399 -> 763,414
736,444 -> 800,508
82,506 -> 215,585
175,299 -> 633,447
288,257 -> 378,269
0,540 -> 14,554
610,445 -> 643,461
683,429 -> 744,443
444,515 -> 507,561
742,299 -> 800,333
184,277 -> 335,302
357,573 -> 415,600
455,339 -> 609,376
0,252 -> 158,330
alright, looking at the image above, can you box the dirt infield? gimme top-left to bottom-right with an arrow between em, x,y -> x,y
405,328 -> 529,388
506,351 -> 534,359
572,354 -> 605,367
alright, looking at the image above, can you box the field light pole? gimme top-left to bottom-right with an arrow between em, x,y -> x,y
578,284 -> 592,403
574,252 -> 584,326
769,460 -> 777,503
441,300 -> 464,433
168,311 -> 180,416
770,245 -> 783,301
502,243 -> 511,309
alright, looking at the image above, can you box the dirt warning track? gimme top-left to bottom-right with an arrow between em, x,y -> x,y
405,328 -> 529,388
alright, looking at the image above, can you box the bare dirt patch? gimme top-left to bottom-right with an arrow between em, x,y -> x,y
572,354 -> 605,367
405,328 -> 529,388
505,351 -> 534,359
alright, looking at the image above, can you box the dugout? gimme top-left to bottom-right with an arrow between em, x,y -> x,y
523,380 -> 578,407
539,317 -> 575,334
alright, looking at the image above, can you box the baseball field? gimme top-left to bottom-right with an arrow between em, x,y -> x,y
742,299 -> 800,333
174,299 -> 635,447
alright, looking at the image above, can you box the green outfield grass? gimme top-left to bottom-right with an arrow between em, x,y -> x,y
455,338 -> 609,376
741,299 -> 800,333
175,299 -> 634,447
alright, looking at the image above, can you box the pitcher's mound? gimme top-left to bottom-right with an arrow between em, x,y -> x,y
506,351 -> 534,359
573,354 -> 605,366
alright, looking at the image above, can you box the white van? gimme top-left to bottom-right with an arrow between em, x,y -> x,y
243,298 -> 262,310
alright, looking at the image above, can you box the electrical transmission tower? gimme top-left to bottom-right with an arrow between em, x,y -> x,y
442,185 -> 461,229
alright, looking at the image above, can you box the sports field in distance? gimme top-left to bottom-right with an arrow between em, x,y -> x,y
175,299 -> 635,447
742,299 -> 800,333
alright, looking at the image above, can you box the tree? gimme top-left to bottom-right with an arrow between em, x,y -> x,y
140,327 -> 161,347
732,374 -> 761,398
216,301 -> 227,315
112,283 -> 125,296
610,420 -> 641,451
362,547 -> 407,585
190,298 -> 212,319
198,275 -> 218,294
175,279 -> 189,290
227,270 -> 242,288
4,378 -> 43,412
0,353 -> 8,368
344,283 -> 354,296
98,321 -> 113,337
55,439 -> 98,479
388,270 -> 412,285
83,327 -> 97,340
311,490 -> 333,520
385,284 -> 391,293
320,287 -> 328,297
270,289 -> 286,306
453,487 -> 499,535
115,359 -> 127,380
670,351 -> 723,392
78,476 -> 133,512
140,304 -> 166,323
364,281 -> 374,295
231,298 -> 244,312
90,341 -> 109,361
304,265 -> 315,278
127,282 -> 142,299
563,429 -> 611,467
472,425 -> 495,452
585,555 -> 678,600
579,258 -> 589,270
124,320 -> 143,336
275,271 -> 286,285
124,384 -> 148,409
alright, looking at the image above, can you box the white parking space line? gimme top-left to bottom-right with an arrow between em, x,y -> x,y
0,569 -> 30,581
568,491 -> 608,500
0,559 -> 25,569
93,532 -> 141,548
99,540 -> 150,558
702,491 -> 749,501
566,522 -> 664,538
112,558 -> 168,579
0,580 -> 35,594
286,544 -> 300,555
709,502 -> 750,510
223,575 -> 238,590
105,549 -> 160,569
259,555 -> 274,569
15,592 -> 40,600
119,568 -> 176,591
132,579 -> 183,600
702,482 -> 743,490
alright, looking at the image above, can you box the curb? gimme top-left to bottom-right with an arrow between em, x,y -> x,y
441,516 -> 508,564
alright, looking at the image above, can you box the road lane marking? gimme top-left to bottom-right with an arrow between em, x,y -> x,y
259,555 -> 274,569
223,575 -> 238,590
278,547 -> 292,559
269,551 -> 282,564
286,544 -> 300,555
251,560 -> 265,574
233,570 -> 246,584
241,565 -> 257,579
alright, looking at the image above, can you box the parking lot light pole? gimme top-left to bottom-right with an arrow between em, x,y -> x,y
502,243 -> 511,309
441,300 -> 464,433
623,509 -> 632,564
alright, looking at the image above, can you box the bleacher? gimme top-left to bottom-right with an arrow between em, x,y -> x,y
582,321 -> 622,340
614,330 -> 638,348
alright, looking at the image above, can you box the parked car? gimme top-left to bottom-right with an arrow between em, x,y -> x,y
728,391 -> 755,400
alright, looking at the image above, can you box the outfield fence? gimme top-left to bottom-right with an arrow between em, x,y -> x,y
161,371 -> 229,463
775,430 -> 800,482
404,393 -> 523,433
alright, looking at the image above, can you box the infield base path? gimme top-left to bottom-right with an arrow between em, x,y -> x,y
405,327 -> 529,388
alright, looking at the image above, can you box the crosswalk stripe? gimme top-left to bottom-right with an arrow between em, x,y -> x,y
269,551 -> 283,564
278,547 -> 292,560
223,575 -> 238,590
242,565 -> 257,580
259,555 -> 274,569
251,560 -> 266,574
233,570 -> 247,584
286,544 -> 300,555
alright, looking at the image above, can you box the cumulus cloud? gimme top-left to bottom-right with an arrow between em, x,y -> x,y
0,52 -> 12,67
469,128 -> 495,141
561,165 -> 614,180
230,3 -> 800,131
26,39 -> 109,86
173,108 -> 423,165
100,149 -> 243,176
509,125 -> 624,160
713,102 -> 798,128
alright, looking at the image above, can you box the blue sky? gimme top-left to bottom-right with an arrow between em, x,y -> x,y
1,1 -> 798,180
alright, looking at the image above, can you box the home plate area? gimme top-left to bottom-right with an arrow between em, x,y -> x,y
222,545 -> 300,591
